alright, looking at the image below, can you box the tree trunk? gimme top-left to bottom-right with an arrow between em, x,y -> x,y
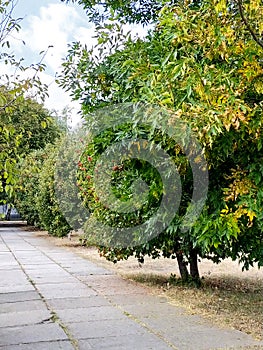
189,248 -> 200,285
176,251 -> 189,282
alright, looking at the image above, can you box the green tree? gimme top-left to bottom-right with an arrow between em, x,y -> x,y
0,88 -> 61,202
14,149 -> 47,226
1,88 -> 60,154
60,0 -> 263,282
36,142 -> 72,237
15,140 -> 73,237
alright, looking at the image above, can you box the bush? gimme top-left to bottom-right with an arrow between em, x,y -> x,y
36,142 -> 72,237
15,139 -> 72,237
15,149 -> 47,226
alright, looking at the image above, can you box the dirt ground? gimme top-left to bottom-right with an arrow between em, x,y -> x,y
34,230 -> 262,281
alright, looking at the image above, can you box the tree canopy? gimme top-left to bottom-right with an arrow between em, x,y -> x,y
0,88 -> 61,200
59,0 -> 263,281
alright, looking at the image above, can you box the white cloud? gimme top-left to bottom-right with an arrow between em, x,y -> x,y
20,4 -> 81,72
73,26 -> 97,48
124,23 -> 152,39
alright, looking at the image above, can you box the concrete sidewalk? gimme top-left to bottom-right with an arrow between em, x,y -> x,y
0,227 -> 262,350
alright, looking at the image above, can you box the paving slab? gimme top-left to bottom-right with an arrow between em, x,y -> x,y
0,270 -> 31,287
0,284 -> 35,293
22,264 -> 65,271
65,267 -> 114,276
12,252 -> 46,258
0,300 -> 47,313
29,275 -> 77,284
0,263 -> 20,270
55,305 -> 127,322
66,318 -> 146,339
80,335 -> 173,350
0,291 -> 40,303
108,293 -> 168,306
35,282 -> 98,298
0,247 -> 9,252
46,296 -> 111,310
19,260 -> 56,265
6,246 -> 36,251
0,309 -> 52,327
80,274 -> 149,295
0,252 -> 15,261
0,323 -> 68,346
137,315 -> 259,350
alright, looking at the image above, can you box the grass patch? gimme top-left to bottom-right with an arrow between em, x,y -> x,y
126,273 -> 263,340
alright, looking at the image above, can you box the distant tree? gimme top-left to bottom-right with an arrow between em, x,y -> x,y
14,149 -> 47,226
0,88 -> 61,205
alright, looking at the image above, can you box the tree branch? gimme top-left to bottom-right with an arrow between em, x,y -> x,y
236,0 -> 263,50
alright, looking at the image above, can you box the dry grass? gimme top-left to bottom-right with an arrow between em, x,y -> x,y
128,273 -> 262,340
27,229 -> 262,340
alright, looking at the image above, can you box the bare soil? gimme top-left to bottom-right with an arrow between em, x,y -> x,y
36,231 -> 262,281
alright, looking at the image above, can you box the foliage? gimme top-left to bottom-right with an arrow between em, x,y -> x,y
36,142 -> 72,237
0,88 -> 61,201
60,0 -> 263,279
0,88 -> 61,154
14,138 -> 73,237
77,121 -> 166,246
14,149 -> 48,226
54,130 -> 88,232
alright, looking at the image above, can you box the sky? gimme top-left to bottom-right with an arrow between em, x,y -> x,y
2,0 -> 148,126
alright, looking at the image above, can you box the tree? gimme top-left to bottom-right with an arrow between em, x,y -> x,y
14,141 -> 73,236
59,0 -> 263,282
36,142 -> 72,237
14,149 -> 47,226
1,88 -> 60,153
0,88 -> 61,207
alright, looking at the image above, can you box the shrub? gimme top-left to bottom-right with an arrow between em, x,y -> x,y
15,149 -> 47,226
36,142 -> 72,237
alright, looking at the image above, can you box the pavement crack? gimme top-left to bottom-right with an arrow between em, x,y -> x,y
50,311 -> 79,350
100,295 -> 178,350
36,317 -> 53,325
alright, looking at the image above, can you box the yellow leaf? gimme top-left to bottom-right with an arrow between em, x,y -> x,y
41,121 -> 47,128
214,0 -> 227,14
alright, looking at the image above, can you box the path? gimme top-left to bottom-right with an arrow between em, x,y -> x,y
0,226 -> 262,350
